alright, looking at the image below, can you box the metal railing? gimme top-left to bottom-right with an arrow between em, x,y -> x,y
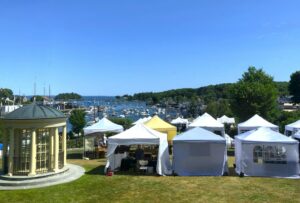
13,155 -> 30,176
36,154 -> 51,174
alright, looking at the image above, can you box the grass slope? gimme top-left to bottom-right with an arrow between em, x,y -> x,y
0,155 -> 299,203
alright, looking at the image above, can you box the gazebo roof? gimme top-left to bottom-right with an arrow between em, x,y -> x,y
3,103 -> 66,120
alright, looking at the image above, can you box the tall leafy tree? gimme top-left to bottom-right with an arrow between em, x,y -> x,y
69,109 -> 86,135
109,117 -> 133,130
230,67 -> 279,122
187,97 -> 203,118
288,71 -> 300,103
0,88 -> 13,99
206,99 -> 232,118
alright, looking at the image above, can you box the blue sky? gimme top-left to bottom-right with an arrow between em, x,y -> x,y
0,0 -> 300,96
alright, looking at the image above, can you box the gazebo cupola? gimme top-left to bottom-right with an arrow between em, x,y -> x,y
1,103 -> 67,176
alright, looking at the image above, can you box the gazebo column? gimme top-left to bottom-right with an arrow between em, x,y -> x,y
8,128 -> 14,176
49,128 -> 54,170
62,125 -> 67,166
3,129 -> 8,174
29,129 -> 37,176
53,128 -> 59,172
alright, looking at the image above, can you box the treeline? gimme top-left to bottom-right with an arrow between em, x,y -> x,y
124,82 -> 288,105
55,92 -> 82,100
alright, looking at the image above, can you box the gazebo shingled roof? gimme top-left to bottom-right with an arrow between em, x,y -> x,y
3,103 -> 66,120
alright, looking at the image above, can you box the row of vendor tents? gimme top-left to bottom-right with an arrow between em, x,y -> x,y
83,114 -> 300,178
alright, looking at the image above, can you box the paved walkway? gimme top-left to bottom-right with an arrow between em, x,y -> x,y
0,164 -> 85,190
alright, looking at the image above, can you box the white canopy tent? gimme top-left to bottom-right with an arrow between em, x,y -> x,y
83,117 -> 124,135
235,127 -> 299,178
225,134 -> 234,148
217,115 -> 235,124
132,116 -> 152,125
285,120 -> 300,136
293,130 -> 300,139
171,117 -> 189,131
105,123 -> 172,175
171,117 -> 189,125
83,117 -> 124,157
237,114 -> 279,134
173,127 -> 227,176
189,113 -> 225,136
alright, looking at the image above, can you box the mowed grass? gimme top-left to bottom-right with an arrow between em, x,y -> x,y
0,153 -> 299,203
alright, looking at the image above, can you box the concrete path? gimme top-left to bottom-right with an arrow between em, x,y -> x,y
0,164 -> 85,190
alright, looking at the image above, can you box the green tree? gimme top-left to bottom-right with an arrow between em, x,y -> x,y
0,88 -> 14,105
55,92 -> 82,100
69,109 -> 86,134
30,95 -> 44,102
0,88 -> 13,99
187,97 -> 203,118
206,99 -> 232,118
109,117 -> 133,130
275,110 -> 300,133
230,67 -> 279,122
288,71 -> 300,103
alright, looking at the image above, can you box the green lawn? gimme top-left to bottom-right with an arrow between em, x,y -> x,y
0,153 -> 299,203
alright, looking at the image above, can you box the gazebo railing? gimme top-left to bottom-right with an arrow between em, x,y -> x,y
13,155 -> 30,176
36,154 -> 50,174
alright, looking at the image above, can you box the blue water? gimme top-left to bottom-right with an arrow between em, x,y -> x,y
66,96 -> 180,133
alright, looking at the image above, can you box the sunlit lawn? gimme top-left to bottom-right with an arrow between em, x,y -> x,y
0,150 -> 299,203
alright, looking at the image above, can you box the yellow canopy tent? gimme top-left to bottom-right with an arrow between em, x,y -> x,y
145,115 -> 177,143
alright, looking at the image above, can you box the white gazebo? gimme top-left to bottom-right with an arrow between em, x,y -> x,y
235,127 -> 299,178
0,103 -> 68,176
189,113 -> 225,136
237,114 -> 279,134
105,124 -> 172,175
285,120 -> 300,136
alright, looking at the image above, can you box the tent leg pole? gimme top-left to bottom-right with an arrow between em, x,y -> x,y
83,136 -> 85,159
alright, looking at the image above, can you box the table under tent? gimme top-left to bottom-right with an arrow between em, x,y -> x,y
285,120 -> 300,136
237,114 -> 279,134
83,117 -> 123,159
235,127 -> 300,178
189,113 -> 225,136
173,127 -> 228,176
105,123 -> 172,175
171,117 -> 189,132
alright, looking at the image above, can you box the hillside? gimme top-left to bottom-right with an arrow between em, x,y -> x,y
122,82 -> 289,105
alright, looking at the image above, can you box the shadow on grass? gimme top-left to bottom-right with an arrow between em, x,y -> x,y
86,165 -> 106,175
228,166 -> 238,177
86,165 -> 159,176
114,170 -> 160,176
67,153 -> 83,159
